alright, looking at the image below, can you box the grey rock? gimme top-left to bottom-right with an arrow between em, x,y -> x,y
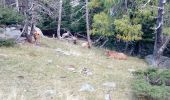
102,82 -> 116,89
55,48 -> 80,56
128,69 -> 135,73
145,55 -> 170,68
104,93 -> 111,100
81,68 -> 93,76
41,89 -> 57,99
55,48 -> 71,56
63,52 -> 71,56
67,67 -> 76,71
79,83 -> 95,92
17,76 -> 24,79
65,65 -> 76,72
47,60 -> 53,64
0,54 -> 8,58
0,26 -> 44,40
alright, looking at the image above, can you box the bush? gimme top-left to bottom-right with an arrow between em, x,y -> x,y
0,7 -> 24,25
132,68 -> 170,100
0,39 -> 16,47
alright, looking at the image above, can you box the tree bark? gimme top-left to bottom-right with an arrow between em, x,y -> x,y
153,0 -> 166,67
85,0 -> 92,48
124,0 -> 128,13
15,0 -> 19,12
20,0 -> 34,43
2,0 -> 6,7
57,0 -> 63,39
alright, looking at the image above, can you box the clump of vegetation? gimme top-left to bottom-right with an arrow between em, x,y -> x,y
92,12 -> 114,36
132,68 -> 170,100
114,15 -> 143,41
0,39 -> 16,47
0,7 -> 24,25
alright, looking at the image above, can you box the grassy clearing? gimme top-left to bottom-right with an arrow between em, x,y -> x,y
0,38 -> 148,100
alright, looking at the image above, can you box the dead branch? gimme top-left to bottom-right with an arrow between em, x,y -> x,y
100,37 -> 109,48
142,0 -> 151,8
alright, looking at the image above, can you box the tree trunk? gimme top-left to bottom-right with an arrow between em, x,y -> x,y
85,0 -> 92,48
153,0 -> 166,67
15,0 -> 19,12
124,0 -> 128,13
2,0 -> 6,7
57,0 -> 63,39
30,3 -> 36,36
125,42 -> 129,52
20,0 -> 34,43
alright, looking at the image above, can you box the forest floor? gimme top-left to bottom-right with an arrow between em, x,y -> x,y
0,38 -> 148,100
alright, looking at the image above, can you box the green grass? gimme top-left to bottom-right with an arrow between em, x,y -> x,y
0,38 -> 148,100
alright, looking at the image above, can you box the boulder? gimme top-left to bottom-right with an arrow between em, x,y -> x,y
0,54 -> 8,58
79,83 -> 95,92
102,82 -> 116,90
145,55 -> 170,68
0,26 -> 44,40
28,26 -> 44,37
0,27 -> 21,39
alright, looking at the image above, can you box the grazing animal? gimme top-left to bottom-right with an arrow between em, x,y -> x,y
72,36 -> 77,44
106,50 -> 127,60
33,31 -> 40,43
81,42 -> 90,48
61,31 -> 70,39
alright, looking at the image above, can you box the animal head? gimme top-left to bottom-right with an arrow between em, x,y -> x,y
81,42 -> 90,48
34,31 -> 40,36
33,31 -> 41,42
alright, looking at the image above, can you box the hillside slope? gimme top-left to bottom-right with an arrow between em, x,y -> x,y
0,38 -> 148,100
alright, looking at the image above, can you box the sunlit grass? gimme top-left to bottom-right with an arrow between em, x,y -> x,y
0,38 -> 148,100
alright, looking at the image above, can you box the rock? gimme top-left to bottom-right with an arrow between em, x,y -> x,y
69,51 -> 80,56
102,82 -> 116,90
0,26 -> 44,40
79,83 -> 95,92
65,65 -> 76,72
59,76 -> 67,79
41,90 -> 57,99
55,48 -> 63,52
4,27 -> 21,39
128,69 -> 135,73
47,60 -> 53,64
63,52 -> 71,56
81,68 -> 93,76
107,66 -> 113,69
165,79 -> 170,86
55,48 -> 80,56
67,67 -> 76,71
145,55 -> 170,68
55,48 -> 71,56
104,93 -> 111,100
17,76 -> 24,79
16,37 -> 26,43
0,54 -> 8,58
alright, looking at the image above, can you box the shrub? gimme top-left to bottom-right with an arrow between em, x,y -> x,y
132,68 -> 170,100
0,7 -> 24,25
0,39 -> 16,47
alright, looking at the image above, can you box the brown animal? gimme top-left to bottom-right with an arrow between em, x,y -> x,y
81,42 -> 90,48
33,31 -> 40,43
105,50 -> 127,60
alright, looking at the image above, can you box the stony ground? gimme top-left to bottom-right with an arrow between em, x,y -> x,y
0,38 -> 148,100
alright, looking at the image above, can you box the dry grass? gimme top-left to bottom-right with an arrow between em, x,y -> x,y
0,38 -> 148,100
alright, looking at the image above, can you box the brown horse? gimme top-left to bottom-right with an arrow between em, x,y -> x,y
106,50 -> 128,60
81,42 -> 90,48
33,31 -> 40,44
